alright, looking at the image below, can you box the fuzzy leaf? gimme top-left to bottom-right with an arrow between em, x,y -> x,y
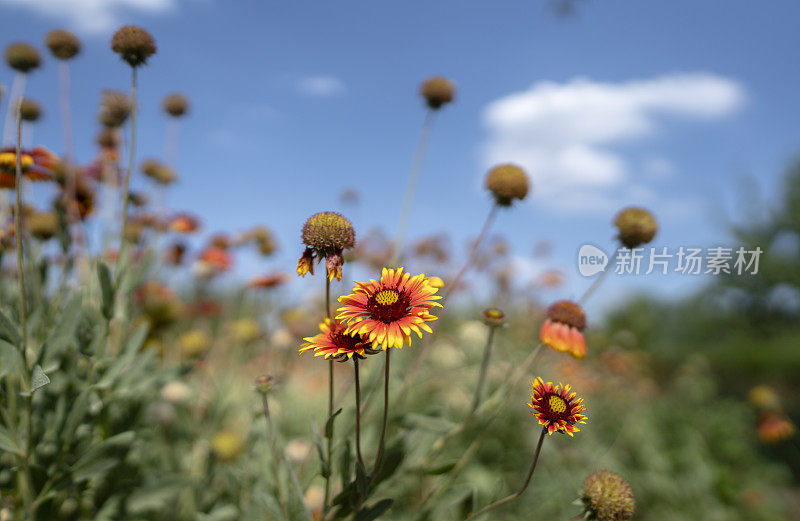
30,365 -> 50,394
325,407 -> 343,439
0,309 -> 21,348
97,262 -> 114,320
0,425 -> 23,456
355,499 -> 394,521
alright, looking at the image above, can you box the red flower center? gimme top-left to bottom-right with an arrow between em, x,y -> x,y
367,288 -> 410,323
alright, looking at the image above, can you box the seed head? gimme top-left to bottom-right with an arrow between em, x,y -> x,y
419,76 -> 455,110
140,158 -> 176,185
581,470 -> 635,521
546,300 -> 586,330
45,30 -> 81,60
482,308 -> 506,328
5,43 -> 41,73
301,212 -> 355,255
485,163 -> 529,206
98,90 -> 132,128
28,212 -> 58,240
110,25 -> 156,67
19,99 -> 42,122
613,207 -> 657,248
162,93 -> 189,117
96,128 -> 120,149
254,374 -> 278,394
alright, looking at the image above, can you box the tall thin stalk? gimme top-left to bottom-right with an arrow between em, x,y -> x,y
261,394 -> 288,519
114,66 -> 138,285
370,349 -> 391,480
390,109 -> 435,265
353,357 -> 364,467
464,427 -> 547,520
323,277 -> 335,511
14,98 -> 35,519
470,327 -> 496,413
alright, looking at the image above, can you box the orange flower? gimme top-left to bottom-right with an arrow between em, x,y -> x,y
197,247 -> 232,274
249,273 -> 290,289
299,318 -> 372,360
170,213 -> 200,233
528,377 -> 587,436
757,412 -> 795,443
540,300 -> 587,360
336,267 -> 441,350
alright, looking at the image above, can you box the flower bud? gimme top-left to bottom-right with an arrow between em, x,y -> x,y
485,164 -> 529,206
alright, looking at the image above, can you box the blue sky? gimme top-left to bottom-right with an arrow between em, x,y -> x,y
2,0 -> 799,316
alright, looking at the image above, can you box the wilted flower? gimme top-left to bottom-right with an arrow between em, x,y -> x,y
45,29 -> 81,60
19,99 -> 42,122
581,470 -> 635,521
540,300 -> 587,360
162,93 -> 189,117
110,25 -> 156,67
249,272 -> 289,289
613,207 -> 657,248
4,43 -> 41,73
169,213 -> 200,233
211,429 -> 244,462
419,76 -> 455,110
757,412 -> 795,444
140,158 -> 176,185
485,164 -> 529,206
336,267 -> 442,350
482,308 -> 506,328
297,211 -> 355,281
528,377 -> 587,436
300,318 -> 371,360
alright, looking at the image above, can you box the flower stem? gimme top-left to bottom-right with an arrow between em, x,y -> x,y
390,109 -> 435,265
323,277 -> 335,512
114,66 -> 137,287
566,513 -> 585,521
353,357 -> 364,467
14,98 -> 35,520
464,427 -> 547,520
261,394 -> 288,519
470,327 -> 496,413
578,248 -> 618,305
370,349 -> 391,481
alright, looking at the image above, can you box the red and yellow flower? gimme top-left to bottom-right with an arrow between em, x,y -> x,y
300,318 -> 369,360
757,412 -> 795,444
528,377 -> 587,436
0,147 -> 58,188
336,267 -> 442,350
540,300 -> 587,360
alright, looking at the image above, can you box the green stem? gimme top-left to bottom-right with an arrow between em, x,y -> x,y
370,349 -> 391,481
14,97 -> 35,520
464,427 -> 547,520
354,357 -> 364,467
323,277 -> 335,512
470,327 -> 496,413
578,248 -> 618,305
114,66 -> 137,287
390,109 -> 435,265
262,394 -> 288,519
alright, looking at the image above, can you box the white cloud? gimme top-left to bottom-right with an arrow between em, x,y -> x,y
482,73 -> 745,213
0,0 -> 176,33
297,76 -> 346,97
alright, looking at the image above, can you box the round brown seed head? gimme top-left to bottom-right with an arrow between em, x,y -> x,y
28,212 -> 58,240
45,29 -> 81,60
419,76 -> 455,110
96,128 -> 120,149
582,470 -> 635,521
5,43 -> 41,73
162,93 -> 189,117
613,207 -> 657,248
546,300 -> 586,331
485,163 -> 529,206
19,99 -> 42,122
98,90 -> 132,128
110,25 -> 156,67
301,212 -> 355,255
140,158 -> 176,185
